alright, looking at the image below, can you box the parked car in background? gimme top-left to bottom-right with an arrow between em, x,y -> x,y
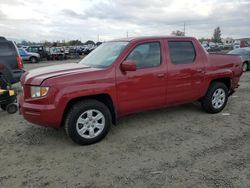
26,45 -> 48,60
0,36 -> 24,86
20,36 -> 243,145
233,42 -> 240,49
47,47 -> 65,60
240,40 -> 249,48
228,47 -> 250,72
18,48 -> 40,63
202,43 -> 210,51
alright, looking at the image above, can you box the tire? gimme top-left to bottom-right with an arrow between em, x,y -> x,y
201,82 -> 228,113
6,103 -> 17,114
243,62 -> 248,72
65,99 -> 112,145
30,57 -> 38,63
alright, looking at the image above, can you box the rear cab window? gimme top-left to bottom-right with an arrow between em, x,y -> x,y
168,41 -> 196,64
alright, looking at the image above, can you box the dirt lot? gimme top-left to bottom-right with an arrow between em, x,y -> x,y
1,59 -> 250,188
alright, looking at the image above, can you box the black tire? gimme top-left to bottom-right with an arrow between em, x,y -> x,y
6,103 -> 17,114
201,82 -> 228,113
65,99 -> 112,145
30,57 -> 38,63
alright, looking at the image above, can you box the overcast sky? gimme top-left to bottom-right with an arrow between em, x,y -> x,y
0,0 -> 249,42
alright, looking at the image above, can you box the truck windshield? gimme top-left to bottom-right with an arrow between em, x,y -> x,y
79,42 -> 128,68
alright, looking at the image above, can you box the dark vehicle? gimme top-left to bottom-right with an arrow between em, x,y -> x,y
228,47 -> 250,72
0,64 -> 18,114
26,46 -> 48,60
0,36 -> 24,85
18,48 -> 40,63
83,46 -> 96,55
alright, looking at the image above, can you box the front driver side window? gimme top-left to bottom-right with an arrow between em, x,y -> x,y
126,42 -> 161,69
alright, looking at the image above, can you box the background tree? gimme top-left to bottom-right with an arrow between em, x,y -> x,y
171,30 -> 185,36
85,40 -> 95,45
67,40 -> 83,46
212,27 -> 222,43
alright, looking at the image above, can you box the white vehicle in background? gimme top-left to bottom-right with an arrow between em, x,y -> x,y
202,43 -> 210,51
234,42 -> 240,49
209,42 -> 216,48
217,43 -> 224,49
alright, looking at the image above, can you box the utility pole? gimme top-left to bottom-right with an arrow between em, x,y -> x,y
184,22 -> 186,36
97,34 -> 99,42
126,31 -> 128,38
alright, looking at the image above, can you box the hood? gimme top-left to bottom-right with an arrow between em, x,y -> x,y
22,63 -> 100,85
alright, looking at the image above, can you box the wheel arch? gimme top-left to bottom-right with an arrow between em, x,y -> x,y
210,77 -> 231,91
29,56 -> 37,61
62,93 -> 117,127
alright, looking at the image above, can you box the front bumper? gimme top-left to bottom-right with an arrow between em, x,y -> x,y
19,94 -> 62,128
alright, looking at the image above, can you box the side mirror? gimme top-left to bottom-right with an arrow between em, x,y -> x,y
121,60 -> 137,72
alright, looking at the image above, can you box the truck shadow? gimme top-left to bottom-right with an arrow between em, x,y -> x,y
13,102 -> 204,146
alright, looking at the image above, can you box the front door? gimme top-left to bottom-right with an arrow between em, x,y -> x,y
116,40 -> 167,115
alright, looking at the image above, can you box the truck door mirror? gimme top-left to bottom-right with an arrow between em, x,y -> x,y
121,60 -> 137,72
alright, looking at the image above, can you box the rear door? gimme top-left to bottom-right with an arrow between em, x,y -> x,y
165,39 -> 205,105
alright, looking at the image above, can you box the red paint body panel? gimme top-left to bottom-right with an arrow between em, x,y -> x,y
19,36 -> 243,128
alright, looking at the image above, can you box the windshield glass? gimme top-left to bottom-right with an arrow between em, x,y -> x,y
79,42 -> 128,68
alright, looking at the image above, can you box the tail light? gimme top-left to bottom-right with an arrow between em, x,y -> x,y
17,56 -> 23,69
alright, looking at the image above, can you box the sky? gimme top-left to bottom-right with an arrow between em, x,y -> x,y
0,0 -> 249,42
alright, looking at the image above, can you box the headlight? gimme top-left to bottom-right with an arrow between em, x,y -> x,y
31,86 -> 49,98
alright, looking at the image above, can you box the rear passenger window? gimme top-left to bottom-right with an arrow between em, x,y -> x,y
168,41 -> 196,64
126,42 -> 161,69
0,43 -> 14,56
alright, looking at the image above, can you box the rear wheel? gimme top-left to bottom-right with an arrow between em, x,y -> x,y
30,57 -> 38,63
201,82 -> 228,113
65,99 -> 112,145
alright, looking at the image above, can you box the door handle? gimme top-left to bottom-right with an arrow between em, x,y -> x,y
157,73 -> 165,78
197,69 -> 203,73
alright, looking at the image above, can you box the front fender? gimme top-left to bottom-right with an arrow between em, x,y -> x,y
51,82 -> 117,125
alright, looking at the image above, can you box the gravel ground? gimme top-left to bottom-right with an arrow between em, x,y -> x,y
0,59 -> 250,188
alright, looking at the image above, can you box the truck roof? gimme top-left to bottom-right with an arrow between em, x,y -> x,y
111,36 -> 196,42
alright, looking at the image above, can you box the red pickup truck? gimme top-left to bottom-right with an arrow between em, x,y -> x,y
19,36 -> 243,145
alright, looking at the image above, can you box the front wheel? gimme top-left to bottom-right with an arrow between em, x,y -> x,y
65,99 -> 112,145
201,82 -> 228,113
